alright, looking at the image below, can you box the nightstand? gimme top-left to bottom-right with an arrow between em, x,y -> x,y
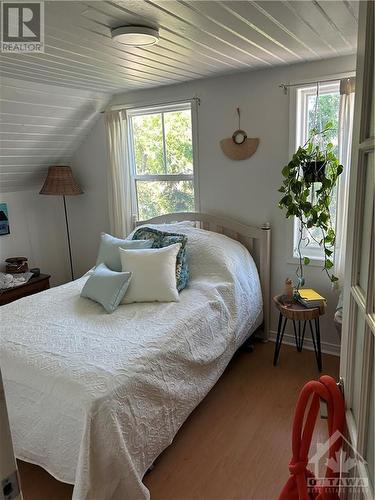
0,274 -> 51,306
272,295 -> 325,371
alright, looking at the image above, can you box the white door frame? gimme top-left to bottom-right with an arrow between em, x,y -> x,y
339,1 -> 374,498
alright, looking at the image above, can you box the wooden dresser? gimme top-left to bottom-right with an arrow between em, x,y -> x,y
0,274 -> 51,306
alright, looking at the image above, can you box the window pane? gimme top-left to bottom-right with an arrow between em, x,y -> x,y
294,86 -> 341,258
358,152 -> 374,293
307,92 -> 340,154
164,110 -> 193,174
133,113 -> 164,175
298,183 -> 337,252
365,349 -> 374,489
136,180 -> 194,220
351,311 -> 365,425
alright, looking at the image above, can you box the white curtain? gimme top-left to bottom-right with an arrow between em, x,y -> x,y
335,77 -> 356,286
105,110 -> 133,237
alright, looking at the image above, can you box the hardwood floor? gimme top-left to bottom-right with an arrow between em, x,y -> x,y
18,342 -> 339,500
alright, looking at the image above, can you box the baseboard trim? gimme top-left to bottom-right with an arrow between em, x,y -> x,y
269,330 -> 341,357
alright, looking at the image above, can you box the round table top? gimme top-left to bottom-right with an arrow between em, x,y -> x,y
273,294 -> 325,321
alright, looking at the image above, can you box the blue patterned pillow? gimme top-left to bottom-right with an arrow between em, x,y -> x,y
132,227 -> 189,291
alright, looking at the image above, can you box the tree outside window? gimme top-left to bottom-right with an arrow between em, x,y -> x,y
128,103 -> 196,220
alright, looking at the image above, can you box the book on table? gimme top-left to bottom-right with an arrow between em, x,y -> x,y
298,288 -> 327,308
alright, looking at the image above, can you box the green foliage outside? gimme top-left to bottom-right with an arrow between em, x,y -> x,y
307,92 -> 340,237
308,93 -> 340,153
132,110 -> 194,219
133,113 -> 164,175
137,181 -> 194,220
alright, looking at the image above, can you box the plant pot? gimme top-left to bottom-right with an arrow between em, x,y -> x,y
302,161 -> 326,182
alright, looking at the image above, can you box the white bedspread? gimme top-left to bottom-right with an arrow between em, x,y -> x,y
0,227 -> 262,500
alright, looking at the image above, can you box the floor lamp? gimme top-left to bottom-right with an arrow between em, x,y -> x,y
40,165 -> 83,281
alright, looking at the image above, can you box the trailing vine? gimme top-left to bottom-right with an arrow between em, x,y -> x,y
278,123 -> 343,287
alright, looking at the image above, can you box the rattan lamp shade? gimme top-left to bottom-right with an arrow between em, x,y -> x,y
39,166 -> 83,195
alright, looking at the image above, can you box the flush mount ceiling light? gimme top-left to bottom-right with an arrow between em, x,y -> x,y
111,25 -> 159,46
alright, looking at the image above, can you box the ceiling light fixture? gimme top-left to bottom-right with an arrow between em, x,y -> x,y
111,25 -> 159,46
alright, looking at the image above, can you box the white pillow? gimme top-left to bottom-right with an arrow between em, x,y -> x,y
119,243 -> 181,303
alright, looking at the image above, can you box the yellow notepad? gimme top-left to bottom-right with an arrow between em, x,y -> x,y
299,288 -> 326,301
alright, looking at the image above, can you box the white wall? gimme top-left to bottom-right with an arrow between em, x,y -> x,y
73,54 -> 356,354
0,191 -> 70,286
69,117 -> 110,278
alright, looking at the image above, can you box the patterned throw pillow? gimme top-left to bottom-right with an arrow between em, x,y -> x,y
132,227 -> 189,291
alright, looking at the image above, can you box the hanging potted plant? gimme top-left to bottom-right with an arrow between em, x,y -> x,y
278,122 -> 343,290
301,151 -> 327,183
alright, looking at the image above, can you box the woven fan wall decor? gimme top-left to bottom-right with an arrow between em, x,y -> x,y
220,107 -> 260,161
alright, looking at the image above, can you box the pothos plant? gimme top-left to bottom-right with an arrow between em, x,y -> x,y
278,122 -> 343,289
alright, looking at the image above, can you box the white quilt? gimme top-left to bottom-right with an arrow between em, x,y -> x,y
0,227 -> 262,500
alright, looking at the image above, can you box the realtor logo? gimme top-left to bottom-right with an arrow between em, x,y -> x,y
308,430 -> 369,493
1,1 -> 44,52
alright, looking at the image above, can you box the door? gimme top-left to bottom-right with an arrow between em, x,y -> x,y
340,1 -> 374,499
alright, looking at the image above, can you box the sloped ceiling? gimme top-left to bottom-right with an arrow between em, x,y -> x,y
0,77 -> 109,192
0,1 -> 358,192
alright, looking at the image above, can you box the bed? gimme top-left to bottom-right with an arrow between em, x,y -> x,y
0,212 -> 271,500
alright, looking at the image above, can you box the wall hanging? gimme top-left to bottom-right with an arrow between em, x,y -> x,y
0,203 -> 10,236
220,107 -> 259,161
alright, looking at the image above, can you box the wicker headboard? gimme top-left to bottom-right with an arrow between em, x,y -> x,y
135,212 -> 271,340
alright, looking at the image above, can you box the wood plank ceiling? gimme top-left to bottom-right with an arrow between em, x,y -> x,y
0,1 -> 358,192
0,0 -> 359,93
0,78 -> 108,192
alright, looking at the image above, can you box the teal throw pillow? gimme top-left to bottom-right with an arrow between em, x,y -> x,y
96,233 -> 153,271
81,263 -> 132,313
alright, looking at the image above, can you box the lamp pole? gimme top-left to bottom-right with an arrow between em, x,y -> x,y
62,195 -> 74,281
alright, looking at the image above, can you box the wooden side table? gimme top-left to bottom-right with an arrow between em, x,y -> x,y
273,295 -> 325,371
0,274 -> 51,306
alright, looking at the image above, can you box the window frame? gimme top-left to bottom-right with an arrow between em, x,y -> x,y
127,101 -> 200,221
288,78 -> 343,265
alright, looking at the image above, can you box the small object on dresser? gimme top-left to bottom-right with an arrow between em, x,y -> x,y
0,273 -> 14,289
0,272 -> 33,289
0,273 -> 50,306
30,267 -> 40,277
5,257 -> 28,274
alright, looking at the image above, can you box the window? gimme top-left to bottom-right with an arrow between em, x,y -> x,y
293,81 -> 340,260
127,102 -> 197,220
